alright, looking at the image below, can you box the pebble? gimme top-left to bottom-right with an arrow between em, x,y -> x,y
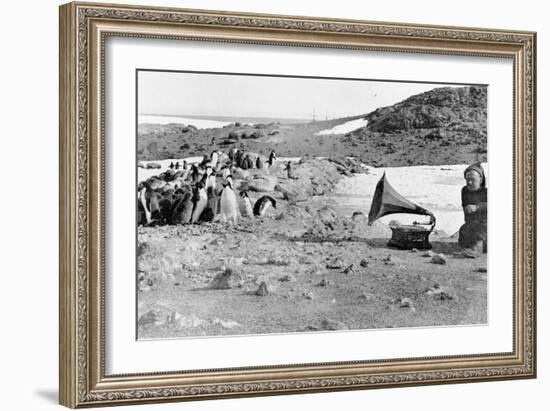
359,259 -> 369,268
303,291 -> 314,300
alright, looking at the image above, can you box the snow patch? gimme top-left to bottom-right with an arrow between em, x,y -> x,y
316,118 -> 368,136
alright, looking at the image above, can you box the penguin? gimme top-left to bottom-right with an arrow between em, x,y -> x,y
209,150 -> 219,168
256,156 -> 264,169
235,150 -> 243,167
138,186 -> 152,225
221,166 -> 231,180
145,176 -> 165,191
245,155 -> 254,170
285,161 -> 298,180
175,161 -> 180,170
239,190 -> 254,218
171,191 -> 193,224
183,160 -> 190,171
191,182 -> 207,223
267,150 -> 277,167
190,164 -> 200,184
199,154 -> 210,168
204,166 -> 216,191
200,186 -> 219,222
220,176 -> 238,224
253,195 -> 277,217
169,162 -> 174,169
241,154 -> 250,170
228,148 -> 236,161
159,189 -> 175,224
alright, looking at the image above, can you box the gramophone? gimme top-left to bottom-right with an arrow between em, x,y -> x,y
368,173 -> 436,250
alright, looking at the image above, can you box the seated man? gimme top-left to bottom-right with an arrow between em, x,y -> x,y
459,163 -> 487,257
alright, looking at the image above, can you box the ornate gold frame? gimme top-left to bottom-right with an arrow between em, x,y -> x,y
59,1 -> 536,408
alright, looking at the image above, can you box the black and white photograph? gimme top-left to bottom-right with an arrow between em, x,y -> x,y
136,70 -> 488,340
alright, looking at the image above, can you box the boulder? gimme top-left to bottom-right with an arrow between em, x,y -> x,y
138,310 -> 161,326
210,268 -> 244,289
430,254 -> 447,265
278,274 -> 296,282
247,175 -> 278,192
256,281 -> 269,296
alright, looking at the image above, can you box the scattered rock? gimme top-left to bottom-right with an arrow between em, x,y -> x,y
210,268 -> 244,289
399,298 -> 415,310
256,281 -> 269,296
424,284 -> 442,295
399,298 -> 414,308
278,274 -> 297,282
435,291 -> 455,301
424,284 -> 455,301
326,257 -> 345,269
359,291 -> 376,301
383,255 -> 399,266
321,318 -> 348,331
317,206 -> 338,225
422,250 -> 436,258
303,291 -> 314,300
317,278 -> 329,287
359,259 -> 369,268
169,313 -> 206,328
430,254 -> 447,265
211,318 -> 240,329
138,310 -> 161,326
223,257 -> 247,267
411,248 -> 418,253
305,266 -> 322,276
351,211 -> 368,223
247,175 -> 278,192
342,264 -> 354,274
474,267 -> 487,273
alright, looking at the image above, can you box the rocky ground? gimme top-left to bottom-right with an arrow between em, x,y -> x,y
137,158 -> 487,339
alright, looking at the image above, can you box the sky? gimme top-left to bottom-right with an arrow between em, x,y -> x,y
138,70 -> 463,121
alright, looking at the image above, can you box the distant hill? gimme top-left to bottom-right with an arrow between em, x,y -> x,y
137,85 -> 487,167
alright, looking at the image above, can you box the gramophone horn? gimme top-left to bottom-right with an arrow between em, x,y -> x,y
368,173 -> 433,225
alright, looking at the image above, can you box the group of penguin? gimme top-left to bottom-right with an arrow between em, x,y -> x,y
137,149 -> 279,226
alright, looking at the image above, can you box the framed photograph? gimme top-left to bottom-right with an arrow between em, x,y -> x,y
59,2 -> 537,408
